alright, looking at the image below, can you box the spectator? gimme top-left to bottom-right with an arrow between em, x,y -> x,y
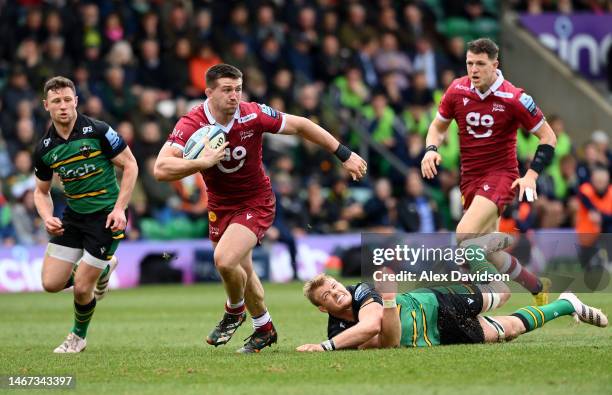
189,42 -> 222,95
363,177 -> 396,230
325,176 -> 364,232
82,95 -> 116,126
7,118 -> 37,159
258,35 -> 286,78
412,37 -> 444,90
223,39 -> 259,75
591,130 -> 611,175
163,3 -> 191,51
374,32 -> 412,91
0,180 -> 16,246
3,66 -> 37,118
10,188 -> 46,246
339,3 -> 378,51
575,166 -> 612,270
353,35 -> 380,88
315,34 -> 346,84
99,66 -> 137,119
137,39 -> 168,91
163,37 -> 196,98
41,36 -> 73,79
130,89 -> 171,137
397,170 -> 439,232
445,36 -> 466,78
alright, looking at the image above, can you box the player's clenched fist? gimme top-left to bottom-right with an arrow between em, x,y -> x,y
342,152 -> 368,181
421,150 -> 441,179
44,217 -> 64,236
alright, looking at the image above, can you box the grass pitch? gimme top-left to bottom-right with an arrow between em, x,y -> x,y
1,282 -> 611,395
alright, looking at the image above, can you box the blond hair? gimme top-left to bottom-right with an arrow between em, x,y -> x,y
303,273 -> 331,306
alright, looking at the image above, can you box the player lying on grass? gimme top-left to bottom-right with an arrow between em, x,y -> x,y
297,251 -> 608,351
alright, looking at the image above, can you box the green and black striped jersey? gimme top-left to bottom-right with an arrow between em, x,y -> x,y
33,113 -> 127,214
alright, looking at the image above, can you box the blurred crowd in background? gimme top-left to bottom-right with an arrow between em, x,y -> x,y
0,0 -> 610,247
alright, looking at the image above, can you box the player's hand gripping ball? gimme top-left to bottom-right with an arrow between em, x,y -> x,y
183,125 -> 226,160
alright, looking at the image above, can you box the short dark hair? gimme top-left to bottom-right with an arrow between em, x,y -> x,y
43,76 -> 76,98
205,64 -> 243,88
466,38 -> 499,60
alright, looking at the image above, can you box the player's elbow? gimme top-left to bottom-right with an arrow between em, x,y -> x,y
364,320 -> 382,337
153,160 -> 170,182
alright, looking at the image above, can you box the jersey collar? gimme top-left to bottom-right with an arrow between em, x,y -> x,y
470,69 -> 504,100
203,99 -> 240,133
49,113 -> 81,141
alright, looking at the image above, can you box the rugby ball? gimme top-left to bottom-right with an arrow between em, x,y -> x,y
183,125 -> 226,160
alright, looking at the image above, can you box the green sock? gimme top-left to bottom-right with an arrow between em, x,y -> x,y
63,274 -> 74,289
72,298 -> 97,338
511,300 -> 574,332
63,265 -> 78,289
99,264 -> 110,279
464,245 -> 499,276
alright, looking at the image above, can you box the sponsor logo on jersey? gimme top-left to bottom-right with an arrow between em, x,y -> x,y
58,163 -> 97,179
170,128 -> 184,140
463,98 -> 470,106
80,144 -> 93,157
467,297 -> 474,304
210,226 -> 219,236
246,213 -> 253,220
493,91 -> 513,99
240,130 -> 254,141
105,127 -> 122,150
354,283 -> 367,302
208,211 -> 217,222
43,138 -> 51,147
238,113 -> 257,124
492,103 -> 505,112
82,126 -> 93,134
519,93 -> 538,116
483,184 -> 490,191
455,84 -> 470,91
258,104 -> 280,119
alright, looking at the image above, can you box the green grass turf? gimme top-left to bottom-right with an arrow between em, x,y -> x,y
1,283 -> 611,395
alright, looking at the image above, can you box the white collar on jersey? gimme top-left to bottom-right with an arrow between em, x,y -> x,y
203,98 -> 240,133
470,69 -> 504,100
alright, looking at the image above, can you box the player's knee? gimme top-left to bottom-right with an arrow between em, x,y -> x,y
214,250 -> 238,273
73,282 -> 93,300
42,278 -> 64,293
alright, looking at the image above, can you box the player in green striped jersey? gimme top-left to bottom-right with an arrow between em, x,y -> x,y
33,76 -> 138,353
298,250 -> 607,352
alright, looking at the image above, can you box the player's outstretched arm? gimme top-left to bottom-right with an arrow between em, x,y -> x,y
33,177 -> 64,236
421,117 -> 450,179
511,121 -> 557,201
154,142 -> 227,182
280,114 -> 367,181
107,147 -> 139,232
296,300 -> 383,352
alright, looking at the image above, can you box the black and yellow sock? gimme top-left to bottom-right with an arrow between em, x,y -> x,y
511,300 -> 574,332
71,298 -> 97,338
464,245 -> 499,276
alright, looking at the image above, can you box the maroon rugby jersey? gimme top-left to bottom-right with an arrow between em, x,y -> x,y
166,99 -> 285,202
437,70 -> 545,177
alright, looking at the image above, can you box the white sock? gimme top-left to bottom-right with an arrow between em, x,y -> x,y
227,299 -> 245,309
252,310 -> 271,329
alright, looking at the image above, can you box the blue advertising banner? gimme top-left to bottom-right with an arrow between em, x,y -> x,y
519,13 -> 612,79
